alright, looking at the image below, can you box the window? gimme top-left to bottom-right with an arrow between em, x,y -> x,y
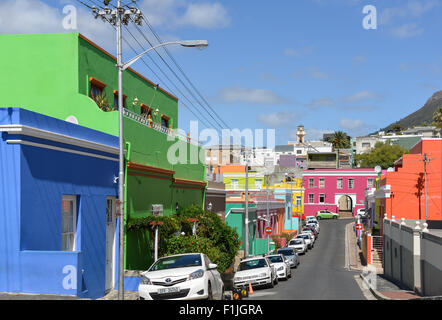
319,194 -> 325,204
296,195 -> 302,207
309,178 -> 314,188
308,194 -> 314,203
319,178 -> 325,189
297,150 -> 302,154
89,77 -> 106,101
349,178 -> 355,189
255,179 -> 263,189
161,114 -> 170,128
367,178 -> 374,188
337,178 -> 343,189
62,195 -> 77,252
231,179 -> 239,189
113,90 -> 127,110
141,104 -> 152,119
362,142 -> 371,148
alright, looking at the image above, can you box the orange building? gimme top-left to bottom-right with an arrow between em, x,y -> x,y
380,139 -> 442,221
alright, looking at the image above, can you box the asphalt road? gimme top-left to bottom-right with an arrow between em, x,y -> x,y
247,218 -> 366,300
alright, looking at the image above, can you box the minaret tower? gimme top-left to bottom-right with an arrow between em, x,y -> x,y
296,125 -> 306,144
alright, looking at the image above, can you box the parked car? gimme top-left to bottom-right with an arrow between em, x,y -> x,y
296,233 -> 313,249
138,253 -> 224,300
288,238 -> 307,255
303,226 -> 318,240
266,254 -> 291,280
302,228 -> 316,243
276,247 -> 300,268
316,210 -> 340,220
233,256 -> 278,289
306,220 -> 320,233
305,216 -> 317,223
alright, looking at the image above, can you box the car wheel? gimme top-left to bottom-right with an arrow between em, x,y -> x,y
268,278 -> 274,289
207,283 -> 214,300
333,216 -> 338,220
316,216 -> 321,220
221,286 -> 225,300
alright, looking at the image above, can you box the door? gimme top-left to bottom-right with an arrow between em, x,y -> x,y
105,197 -> 116,292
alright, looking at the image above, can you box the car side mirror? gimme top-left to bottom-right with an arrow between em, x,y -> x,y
208,263 -> 218,270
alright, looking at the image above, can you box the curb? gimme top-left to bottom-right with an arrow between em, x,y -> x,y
359,274 -> 393,300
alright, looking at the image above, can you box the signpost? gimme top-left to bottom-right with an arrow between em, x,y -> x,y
356,224 -> 363,231
264,226 -> 273,235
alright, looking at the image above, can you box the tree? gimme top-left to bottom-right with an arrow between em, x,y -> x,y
391,123 -> 404,133
331,131 -> 351,149
354,142 -> 408,169
433,107 -> 442,129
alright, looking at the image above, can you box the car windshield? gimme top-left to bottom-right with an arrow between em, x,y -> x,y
277,249 -> 294,256
238,259 -> 268,271
149,254 -> 202,271
291,239 -> 303,245
298,235 -> 309,240
267,256 -> 284,263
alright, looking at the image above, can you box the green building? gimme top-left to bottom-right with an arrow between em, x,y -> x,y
0,33 -> 206,273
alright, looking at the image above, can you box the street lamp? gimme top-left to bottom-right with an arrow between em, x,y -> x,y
97,3 -> 208,301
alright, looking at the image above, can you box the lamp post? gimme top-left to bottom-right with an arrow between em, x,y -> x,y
92,1 -> 208,301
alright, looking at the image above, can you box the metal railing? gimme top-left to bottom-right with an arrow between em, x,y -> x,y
371,235 -> 383,262
123,108 -> 201,146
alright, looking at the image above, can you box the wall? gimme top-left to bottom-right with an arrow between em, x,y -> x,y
383,219 -> 442,296
0,108 -> 118,299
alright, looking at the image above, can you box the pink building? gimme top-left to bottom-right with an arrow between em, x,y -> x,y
302,169 -> 378,217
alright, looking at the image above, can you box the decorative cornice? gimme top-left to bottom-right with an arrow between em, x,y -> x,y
173,178 -> 207,188
127,162 -> 175,176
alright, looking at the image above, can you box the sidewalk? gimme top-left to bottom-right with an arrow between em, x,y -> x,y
0,292 -> 88,300
345,221 -> 363,271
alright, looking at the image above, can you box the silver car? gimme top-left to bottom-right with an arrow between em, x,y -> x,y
277,248 -> 300,268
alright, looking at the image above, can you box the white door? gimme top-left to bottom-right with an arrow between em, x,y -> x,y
105,197 -> 116,292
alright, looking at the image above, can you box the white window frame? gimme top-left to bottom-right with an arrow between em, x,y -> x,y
367,178 -> 374,188
231,179 -> 239,190
348,178 -> 355,189
308,194 -> 314,204
62,195 -> 77,252
296,195 -> 302,207
309,178 -> 314,188
319,178 -> 325,189
337,178 -> 343,189
255,178 -> 263,189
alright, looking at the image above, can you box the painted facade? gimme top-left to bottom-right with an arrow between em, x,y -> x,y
302,169 -> 378,217
0,33 -> 206,286
380,139 -> 442,222
0,108 -> 119,299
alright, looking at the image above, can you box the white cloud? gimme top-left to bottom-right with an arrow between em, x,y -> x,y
180,2 -> 230,29
293,67 -> 330,81
258,111 -> 301,128
284,46 -> 314,58
341,91 -> 382,104
390,23 -> 424,39
219,87 -> 289,105
138,0 -> 230,29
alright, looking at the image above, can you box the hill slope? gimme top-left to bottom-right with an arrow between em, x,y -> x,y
382,90 -> 442,132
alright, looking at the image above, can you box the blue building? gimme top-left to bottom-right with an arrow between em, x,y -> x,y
0,108 -> 119,299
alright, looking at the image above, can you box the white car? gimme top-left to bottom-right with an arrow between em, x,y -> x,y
234,256 -> 278,289
301,230 -> 316,244
288,238 -> 307,255
306,221 -> 320,233
266,254 -> 291,280
297,233 -> 313,250
138,253 -> 224,300
305,216 -> 318,224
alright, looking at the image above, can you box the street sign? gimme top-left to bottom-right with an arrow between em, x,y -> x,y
264,226 -> 273,235
356,224 -> 363,230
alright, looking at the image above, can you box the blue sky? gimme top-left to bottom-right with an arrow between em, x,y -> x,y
2,0 -> 442,145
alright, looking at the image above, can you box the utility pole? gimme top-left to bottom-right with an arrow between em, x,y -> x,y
266,174 -> 270,253
423,153 -> 431,221
92,0 -> 143,301
244,153 -> 249,258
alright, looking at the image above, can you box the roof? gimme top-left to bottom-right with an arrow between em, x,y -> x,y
275,145 -> 294,152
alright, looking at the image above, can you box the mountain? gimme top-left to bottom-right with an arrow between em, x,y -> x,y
381,90 -> 442,132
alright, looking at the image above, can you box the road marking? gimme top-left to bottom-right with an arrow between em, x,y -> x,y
353,275 -> 376,300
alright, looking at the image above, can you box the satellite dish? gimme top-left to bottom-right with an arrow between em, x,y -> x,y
374,166 -> 382,174
65,115 -> 79,125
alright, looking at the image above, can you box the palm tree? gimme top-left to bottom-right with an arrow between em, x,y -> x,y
331,131 -> 350,149
433,107 -> 442,128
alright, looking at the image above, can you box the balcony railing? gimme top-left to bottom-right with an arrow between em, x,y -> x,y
123,108 -> 201,146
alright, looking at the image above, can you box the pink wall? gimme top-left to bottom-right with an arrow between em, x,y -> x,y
302,169 -> 378,217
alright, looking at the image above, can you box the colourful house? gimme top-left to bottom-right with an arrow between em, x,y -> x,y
302,169 -> 378,217
0,108 -> 119,299
0,33 -> 206,293
379,138 -> 442,222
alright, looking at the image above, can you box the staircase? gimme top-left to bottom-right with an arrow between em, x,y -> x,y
371,236 -> 383,271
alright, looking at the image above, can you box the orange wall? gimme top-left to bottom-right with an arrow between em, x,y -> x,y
381,140 -> 442,221
219,164 -> 245,173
